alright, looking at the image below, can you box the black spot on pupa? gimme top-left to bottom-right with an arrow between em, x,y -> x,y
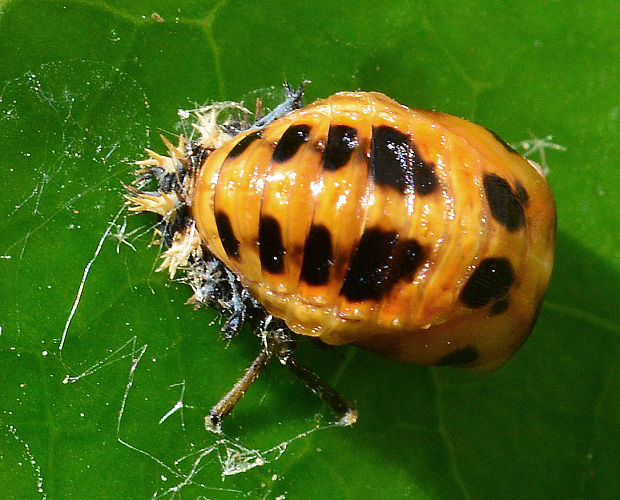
460,257 -> 514,308
258,215 -> 286,274
483,173 -> 525,231
393,239 -> 426,281
300,225 -> 333,285
227,130 -> 263,159
272,124 -> 311,163
340,227 -> 399,302
515,181 -> 530,206
484,127 -> 519,154
436,346 -> 480,366
415,163 -> 438,195
215,211 -> 240,260
490,298 -> 509,315
323,125 -> 358,170
370,126 -> 438,195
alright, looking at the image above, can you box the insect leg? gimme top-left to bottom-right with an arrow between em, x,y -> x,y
275,333 -> 358,426
206,319 -> 357,430
282,357 -> 358,426
206,343 -> 275,432
249,81 -> 308,129
205,318 -> 290,431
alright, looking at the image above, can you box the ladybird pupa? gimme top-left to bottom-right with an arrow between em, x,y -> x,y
127,84 -> 555,427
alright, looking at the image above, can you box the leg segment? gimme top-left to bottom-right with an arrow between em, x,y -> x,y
207,343 -> 275,431
282,355 -> 358,426
249,81 -> 307,130
206,322 -> 357,431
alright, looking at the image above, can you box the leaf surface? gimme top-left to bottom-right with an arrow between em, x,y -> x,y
0,1 -> 618,498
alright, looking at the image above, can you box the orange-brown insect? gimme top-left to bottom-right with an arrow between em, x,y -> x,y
128,85 -> 556,427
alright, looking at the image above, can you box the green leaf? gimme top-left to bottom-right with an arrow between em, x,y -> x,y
1,1 -> 618,498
